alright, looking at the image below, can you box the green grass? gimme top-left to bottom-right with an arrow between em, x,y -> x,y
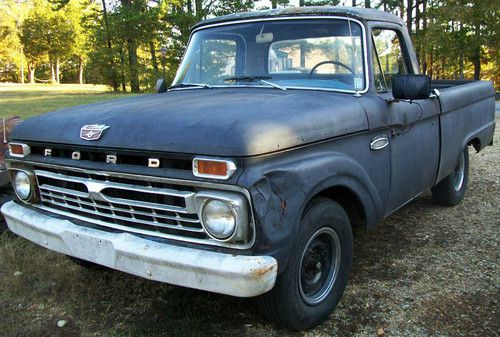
0,83 -> 134,119
0,84 -> 498,336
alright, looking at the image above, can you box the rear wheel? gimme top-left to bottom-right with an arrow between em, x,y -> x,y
431,147 -> 469,206
257,197 -> 352,330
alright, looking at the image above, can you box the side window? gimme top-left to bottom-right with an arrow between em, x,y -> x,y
372,29 -> 408,92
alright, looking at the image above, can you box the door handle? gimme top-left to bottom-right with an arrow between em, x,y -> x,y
370,136 -> 389,150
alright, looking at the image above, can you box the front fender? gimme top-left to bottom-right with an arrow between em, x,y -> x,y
239,150 -> 383,272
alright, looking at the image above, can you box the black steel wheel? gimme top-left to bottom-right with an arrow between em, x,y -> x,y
257,197 -> 352,330
299,227 -> 341,305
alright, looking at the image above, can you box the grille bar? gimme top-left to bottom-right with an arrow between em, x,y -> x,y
39,190 -> 201,224
41,196 -> 203,233
34,168 -> 205,237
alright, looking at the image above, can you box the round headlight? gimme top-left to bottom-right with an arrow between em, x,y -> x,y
14,171 -> 32,201
201,199 -> 236,240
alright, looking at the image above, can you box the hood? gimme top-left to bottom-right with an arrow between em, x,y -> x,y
11,88 -> 369,157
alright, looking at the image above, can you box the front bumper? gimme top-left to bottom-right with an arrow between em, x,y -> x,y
1,201 -> 277,297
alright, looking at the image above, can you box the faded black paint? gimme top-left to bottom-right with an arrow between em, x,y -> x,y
6,8 -> 496,277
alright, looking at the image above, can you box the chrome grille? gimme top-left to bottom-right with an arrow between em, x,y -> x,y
34,168 -> 208,240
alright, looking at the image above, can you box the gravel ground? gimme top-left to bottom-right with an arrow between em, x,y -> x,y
0,123 -> 498,337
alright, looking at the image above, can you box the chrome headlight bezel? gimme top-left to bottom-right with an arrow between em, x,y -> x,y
11,169 -> 36,202
195,191 -> 249,243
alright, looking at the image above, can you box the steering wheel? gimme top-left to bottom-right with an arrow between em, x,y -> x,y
309,60 -> 355,78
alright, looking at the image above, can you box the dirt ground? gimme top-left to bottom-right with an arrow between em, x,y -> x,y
0,124 -> 498,337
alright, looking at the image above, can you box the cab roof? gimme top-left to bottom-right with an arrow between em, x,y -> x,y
193,6 -> 404,30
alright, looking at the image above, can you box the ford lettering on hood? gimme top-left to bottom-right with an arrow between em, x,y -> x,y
11,88 -> 368,156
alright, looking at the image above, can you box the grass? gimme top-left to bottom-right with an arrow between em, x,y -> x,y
0,85 -> 498,336
0,83 -> 133,119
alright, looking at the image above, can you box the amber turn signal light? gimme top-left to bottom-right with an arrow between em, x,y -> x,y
193,158 -> 237,180
8,143 -> 30,158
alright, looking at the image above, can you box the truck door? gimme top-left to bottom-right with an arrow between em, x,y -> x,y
371,28 -> 441,213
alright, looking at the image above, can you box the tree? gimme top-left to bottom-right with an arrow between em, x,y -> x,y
20,11 -> 50,83
0,0 -> 30,83
47,14 -> 76,83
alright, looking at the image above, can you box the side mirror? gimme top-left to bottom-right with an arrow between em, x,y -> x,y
155,78 -> 168,93
392,75 -> 431,100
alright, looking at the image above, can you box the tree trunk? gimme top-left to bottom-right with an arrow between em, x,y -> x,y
119,46 -> 127,92
352,0 -> 356,7
127,39 -> 140,93
406,0 -> 413,34
365,0 -> 370,8
102,0 -> 118,91
472,46 -> 481,80
195,0 -> 203,19
421,0 -> 427,74
472,25 -> 481,80
428,51 -> 433,79
20,46 -> 25,84
121,0 -> 140,93
50,62 -> 56,84
78,56 -> 84,84
149,41 -> 159,77
28,63 -> 35,84
458,23 -> 464,80
55,59 -> 60,84
399,0 -> 405,19
441,56 -> 445,79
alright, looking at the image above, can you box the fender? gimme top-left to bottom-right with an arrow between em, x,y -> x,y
239,149 -> 384,273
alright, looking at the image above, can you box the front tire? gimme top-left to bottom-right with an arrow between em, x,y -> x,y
257,197 -> 353,330
431,147 -> 469,206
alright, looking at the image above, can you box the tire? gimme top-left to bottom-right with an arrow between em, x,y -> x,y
67,256 -> 107,270
431,147 -> 469,206
257,197 -> 353,330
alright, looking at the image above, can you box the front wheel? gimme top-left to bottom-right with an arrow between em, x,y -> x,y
257,197 -> 352,330
431,147 -> 469,206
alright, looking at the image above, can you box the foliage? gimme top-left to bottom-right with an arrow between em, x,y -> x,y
0,0 -> 498,91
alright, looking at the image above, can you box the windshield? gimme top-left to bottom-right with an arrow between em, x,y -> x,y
172,19 -> 367,92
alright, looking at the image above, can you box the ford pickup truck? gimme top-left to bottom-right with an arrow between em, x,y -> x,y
2,7 -> 495,330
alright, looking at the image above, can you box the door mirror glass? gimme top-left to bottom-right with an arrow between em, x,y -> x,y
392,75 -> 431,100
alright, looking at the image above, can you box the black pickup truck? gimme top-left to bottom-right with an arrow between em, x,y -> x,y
2,7 -> 495,330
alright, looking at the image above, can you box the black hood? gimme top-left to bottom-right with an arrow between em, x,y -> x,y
11,88 -> 368,157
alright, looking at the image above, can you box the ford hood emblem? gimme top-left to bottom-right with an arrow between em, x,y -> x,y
80,124 -> 110,141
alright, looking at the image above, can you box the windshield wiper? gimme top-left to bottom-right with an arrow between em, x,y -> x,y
169,83 -> 212,90
224,75 -> 272,82
223,76 -> 286,91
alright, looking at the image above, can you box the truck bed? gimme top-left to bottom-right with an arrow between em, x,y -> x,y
431,80 -> 496,184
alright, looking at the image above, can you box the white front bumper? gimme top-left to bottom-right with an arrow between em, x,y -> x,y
1,201 -> 277,297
